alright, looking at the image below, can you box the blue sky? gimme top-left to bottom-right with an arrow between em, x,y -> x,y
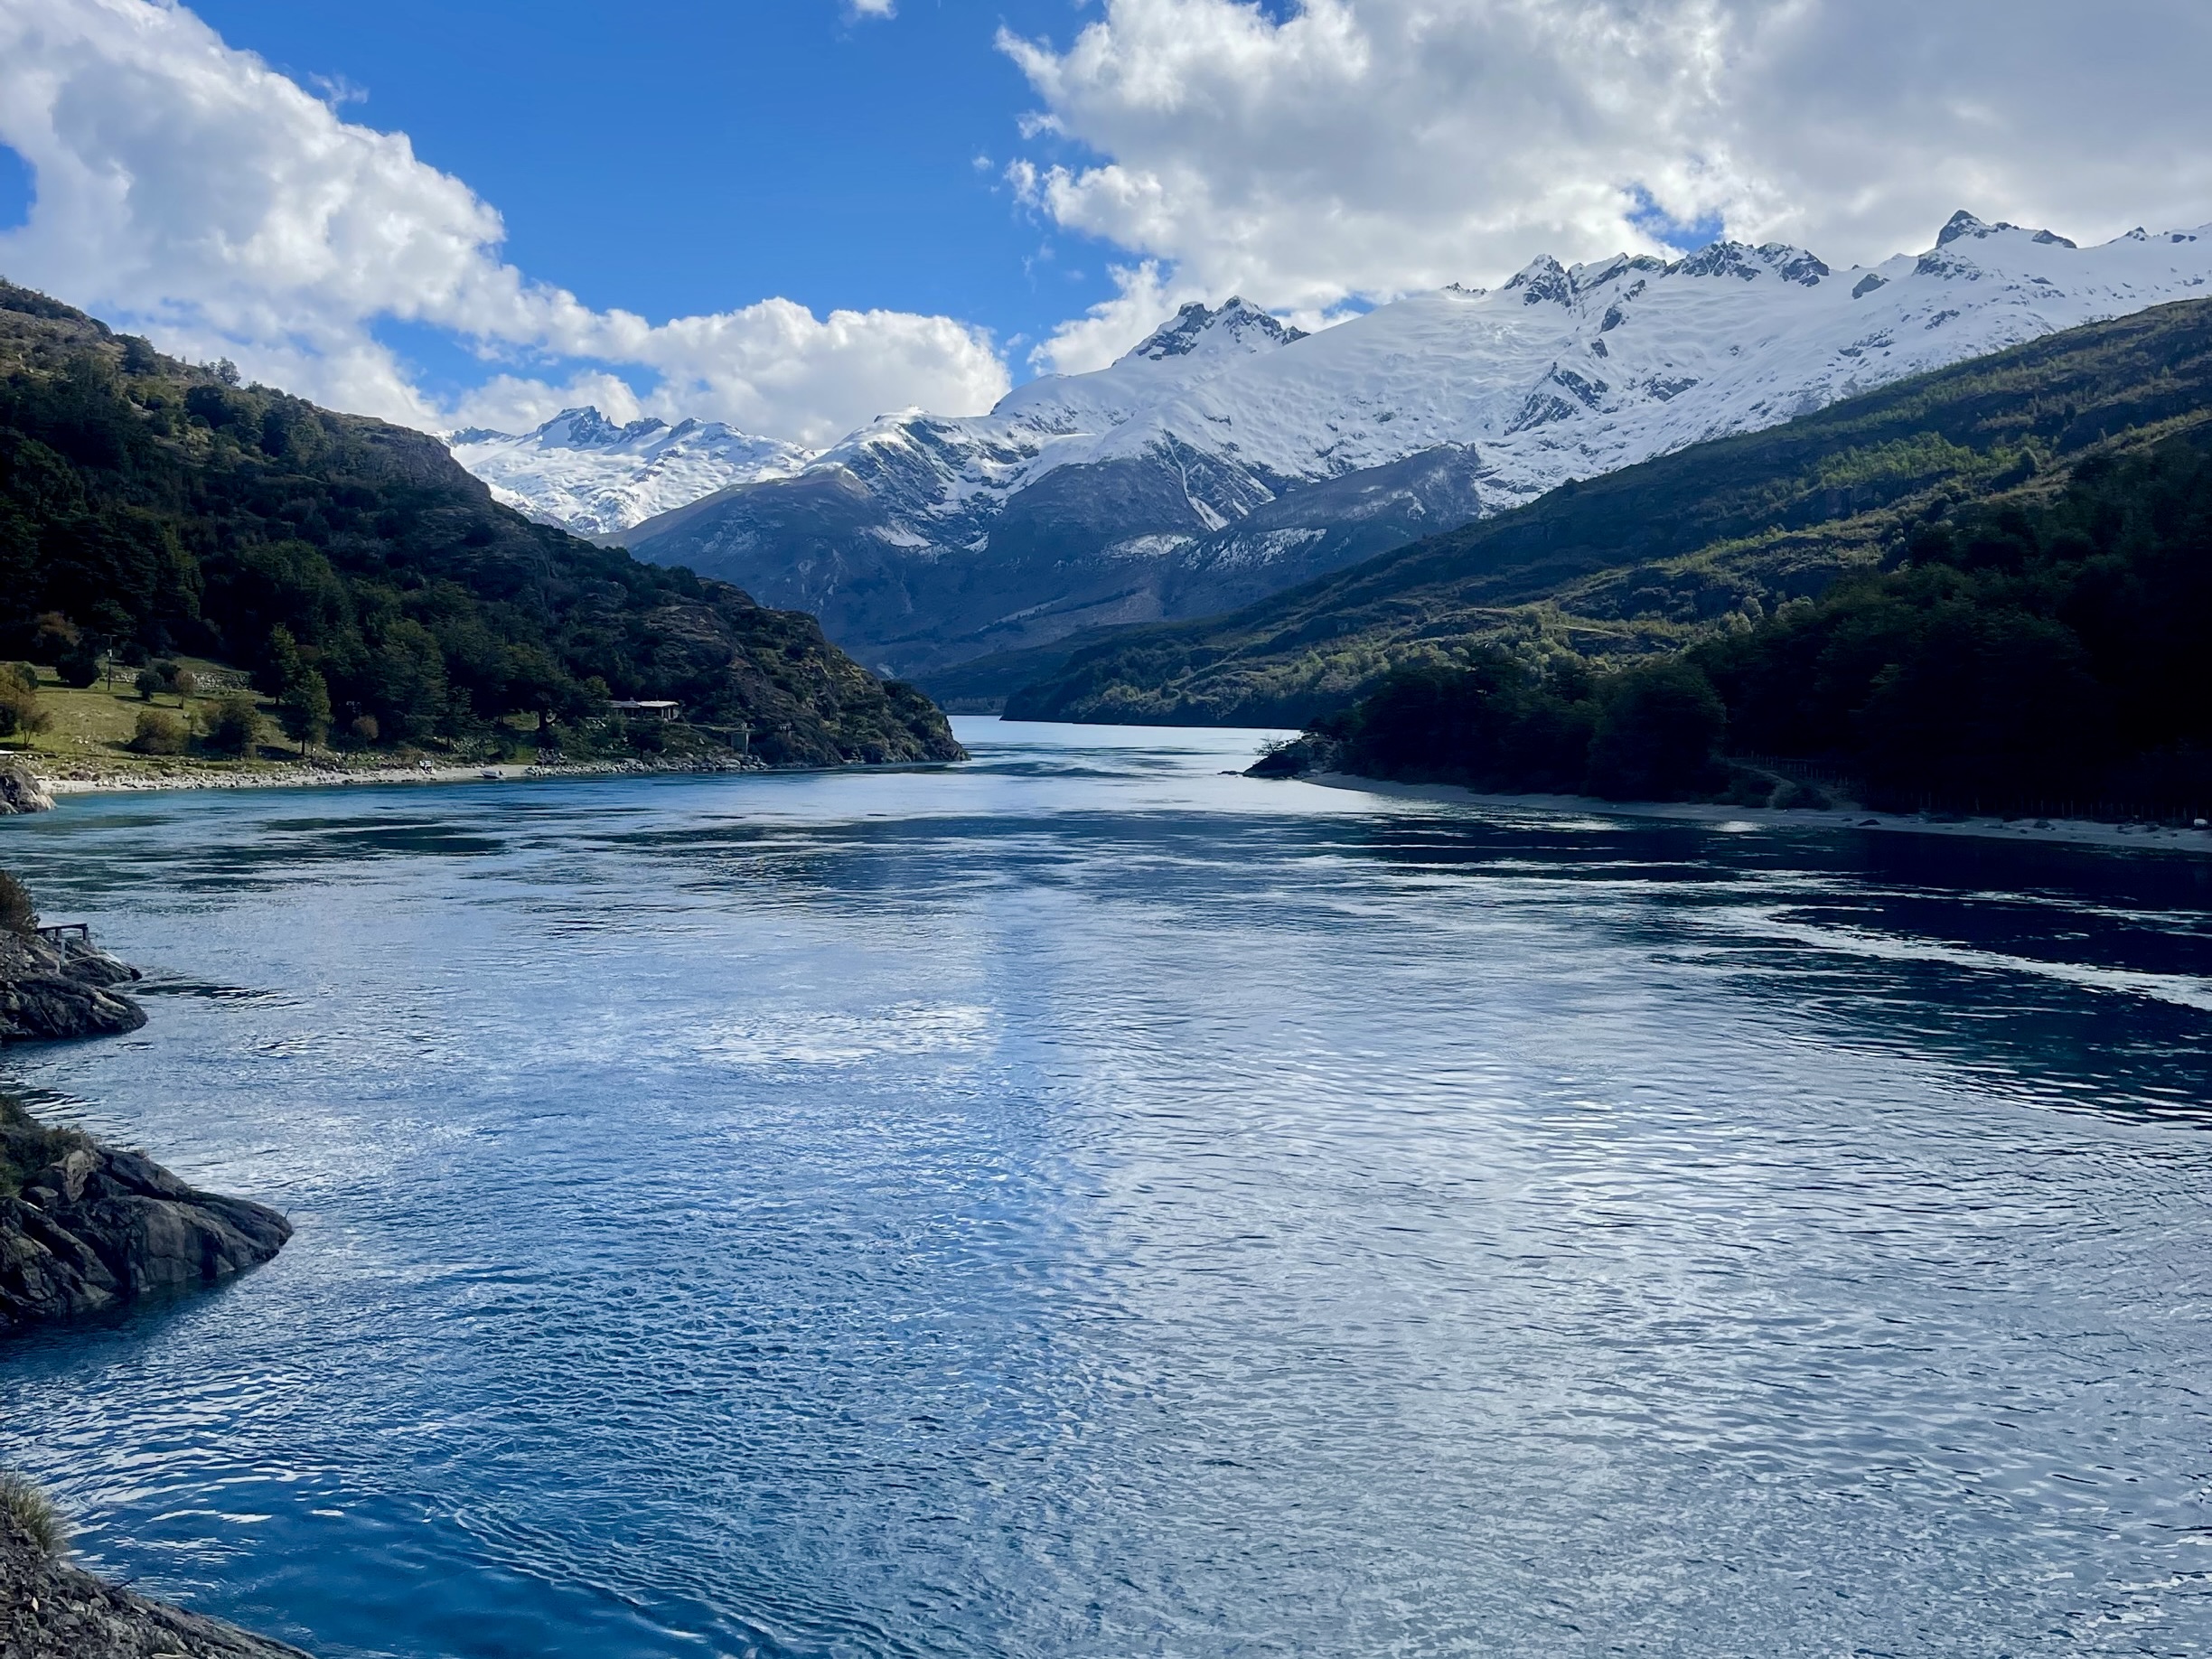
175,0 -> 1116,365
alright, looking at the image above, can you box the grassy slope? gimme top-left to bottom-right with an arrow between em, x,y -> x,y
0,283 -> 962,768
998,299 -> 2212,727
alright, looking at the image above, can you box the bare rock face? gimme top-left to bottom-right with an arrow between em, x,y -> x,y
0,933 -> 145,1043
0,768 -> 52,817
0,1101 -> 292,1331
0,1509 -> 311,1657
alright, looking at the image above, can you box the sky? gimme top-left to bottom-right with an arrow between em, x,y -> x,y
2,0 -> 2209,445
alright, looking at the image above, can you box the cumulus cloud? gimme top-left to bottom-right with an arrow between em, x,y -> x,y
0,0 -> 1008,440
1003,0 -> 2212,353
1020,256 -> 1190,376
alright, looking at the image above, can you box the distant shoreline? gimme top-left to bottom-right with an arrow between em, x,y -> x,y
1301,772 -> 2212,857
36,755 -> 763,798
25,750 -> 976,802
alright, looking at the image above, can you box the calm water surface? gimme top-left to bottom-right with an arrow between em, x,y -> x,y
3,719 -> 2211,1657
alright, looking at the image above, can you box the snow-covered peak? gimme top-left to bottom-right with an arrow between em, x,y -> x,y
1125,297 -> 1308,362
988,296 -> 1308,435
1566,254 -> 1667,295
1935,209 -> 2076,251
446,407 -> 810,537
531,407 -> 670,450
1504,255 -> 1574,305
483,212 -> 2212,576
1669,241 -> 1831,286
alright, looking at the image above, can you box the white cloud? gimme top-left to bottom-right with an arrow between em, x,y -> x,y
0,0 -> 1008,442
1002,0 -> 2212,344
847,0 -> 896,17
1026,258 -> 1192,375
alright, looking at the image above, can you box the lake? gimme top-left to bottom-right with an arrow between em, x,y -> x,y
3,718 -> 2210,1657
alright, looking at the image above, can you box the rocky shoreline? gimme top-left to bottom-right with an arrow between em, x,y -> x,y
2,1509 -> 308,1658
36,751 -> 767,798
0,930 -> 147,1045
1,913 -> 301,1654
20,747 -> 970,802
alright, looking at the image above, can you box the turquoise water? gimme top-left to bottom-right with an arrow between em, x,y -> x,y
3,718 -> 2210,1657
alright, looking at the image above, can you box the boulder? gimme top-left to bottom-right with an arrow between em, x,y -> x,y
0,766 -> 52,816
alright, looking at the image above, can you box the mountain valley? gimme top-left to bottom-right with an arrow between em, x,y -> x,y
457,215 -> 2212,683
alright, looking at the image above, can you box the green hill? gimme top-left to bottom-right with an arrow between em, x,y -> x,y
1264,427 -> 2212,817
0,281 -> 961,768
998,299 -> 2212,733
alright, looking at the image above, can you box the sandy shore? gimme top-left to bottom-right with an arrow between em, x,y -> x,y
1304,772 -> 2212,857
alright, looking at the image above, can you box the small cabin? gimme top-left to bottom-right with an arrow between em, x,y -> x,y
609,698 -> 681,722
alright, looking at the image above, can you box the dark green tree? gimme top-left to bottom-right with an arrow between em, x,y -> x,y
1583,660 -> 1728,800
267,625 -> 333,752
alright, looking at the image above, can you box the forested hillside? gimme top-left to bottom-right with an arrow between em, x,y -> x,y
998,300 -> 2212,733
1269,426 -> 2212,814
0,282 -> 961,768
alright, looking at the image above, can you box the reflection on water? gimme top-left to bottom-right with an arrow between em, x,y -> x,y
2,718 -> 2209,1658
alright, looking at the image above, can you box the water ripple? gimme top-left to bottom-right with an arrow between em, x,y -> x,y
1,721 -> 2208,1657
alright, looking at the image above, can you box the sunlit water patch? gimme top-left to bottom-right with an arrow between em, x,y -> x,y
2,719 -> 2209,1657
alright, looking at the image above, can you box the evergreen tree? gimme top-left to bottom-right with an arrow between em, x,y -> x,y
267,625 -> 332,753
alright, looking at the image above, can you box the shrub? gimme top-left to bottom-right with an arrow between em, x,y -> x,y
0,663 -> 36,694
0,1094 -> 85,1200
29,614 -> 77,665
172,669 -> 199,698
134,668 -> 164,700
348,713 -> 380,746
0,683 -> 48,738
1772,778 -> 1832,811
0,1469 -> 68,1556
0,872 -> 36,936
129,708 -> 188,755
198,692 -> 264,756
56,645 -> 100,689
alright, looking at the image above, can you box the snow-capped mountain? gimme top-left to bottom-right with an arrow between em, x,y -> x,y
600,213 -> 2212,676
446,408 -> 810,538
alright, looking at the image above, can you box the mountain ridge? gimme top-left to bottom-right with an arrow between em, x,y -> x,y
449,407 -> 810,538
989,296 -> 2212,728
574,214 -> 2212,680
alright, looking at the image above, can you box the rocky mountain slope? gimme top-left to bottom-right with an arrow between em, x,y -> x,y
581,214 -> 2212,680
994,297 -> 2212,727
447,408 -> 808,538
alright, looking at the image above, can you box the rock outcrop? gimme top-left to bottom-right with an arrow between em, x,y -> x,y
1245,734 -> 1341,780
1,1508 -> 310,1657
0,767 -> 53,816
0,931 -> 145,1043
0,1099 -> 292,1331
